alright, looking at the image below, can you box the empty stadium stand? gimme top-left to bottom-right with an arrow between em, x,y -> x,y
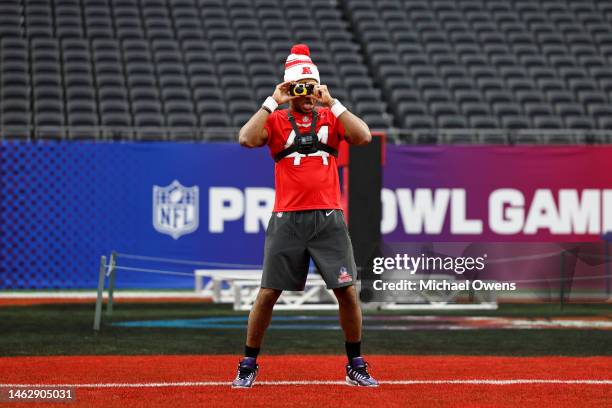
0,0 -> 611,143
343,0 -> 612,143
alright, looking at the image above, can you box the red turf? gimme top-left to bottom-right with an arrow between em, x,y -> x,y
0,355 -> 610,407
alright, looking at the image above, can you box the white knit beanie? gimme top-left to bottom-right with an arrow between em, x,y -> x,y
283,44 -> 320,83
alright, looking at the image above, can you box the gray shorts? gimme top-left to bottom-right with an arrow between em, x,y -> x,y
261,209 -> 357,291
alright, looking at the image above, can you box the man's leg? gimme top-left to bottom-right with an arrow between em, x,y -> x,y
334,285 -> 363,362
245,287 -> 282,351
309,210 -> 378,386
233,211 -> 309,388
334,285 -> 378,386
306,211 -> 363,359
333,285 -> 362,343
232,287 -> 282,388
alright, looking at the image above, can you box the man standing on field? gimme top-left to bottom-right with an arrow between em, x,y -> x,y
232,44 -> 378,388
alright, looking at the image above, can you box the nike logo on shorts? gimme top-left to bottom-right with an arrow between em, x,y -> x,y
325,210 -> 334,216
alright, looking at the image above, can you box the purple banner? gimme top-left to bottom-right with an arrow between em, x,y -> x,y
382,146 -> 612,242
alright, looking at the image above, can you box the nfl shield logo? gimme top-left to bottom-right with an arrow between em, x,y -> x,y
153,180 -> 199,239
338,266 -> 352,283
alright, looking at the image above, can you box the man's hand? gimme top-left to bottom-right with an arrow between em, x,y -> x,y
312,84 -> 334,107
272,81 -> 300,105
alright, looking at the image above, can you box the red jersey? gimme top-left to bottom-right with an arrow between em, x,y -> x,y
264,107 -> 345,212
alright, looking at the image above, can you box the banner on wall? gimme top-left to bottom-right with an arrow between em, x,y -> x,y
0,142 -> 275,289
382,146 -> 612,242
0,142 -> 610,289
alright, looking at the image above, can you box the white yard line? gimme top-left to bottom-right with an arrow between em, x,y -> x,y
1,379 -> 610,388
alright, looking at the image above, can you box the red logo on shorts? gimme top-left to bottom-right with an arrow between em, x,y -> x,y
302,66 -> 312,74
338,267 -> 352,283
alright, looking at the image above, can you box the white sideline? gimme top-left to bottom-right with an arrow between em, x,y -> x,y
1,379 -> 611,387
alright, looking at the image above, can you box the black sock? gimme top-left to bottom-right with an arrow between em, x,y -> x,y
244,345 -> 260,359
345,341 -> 361,362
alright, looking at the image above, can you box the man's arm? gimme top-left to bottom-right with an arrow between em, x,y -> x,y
238,81 -> 298,148
335,108 -> 372,145
312,85 -> 372,145
238,109 -> 269,148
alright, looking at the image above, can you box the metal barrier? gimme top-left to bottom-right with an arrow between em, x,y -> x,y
93,247 -> 612,330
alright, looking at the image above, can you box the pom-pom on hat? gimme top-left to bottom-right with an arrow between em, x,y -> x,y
283,44 -> 320,83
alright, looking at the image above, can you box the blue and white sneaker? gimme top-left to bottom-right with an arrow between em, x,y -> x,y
231,357 -> 258,388
345,357 -> 379,387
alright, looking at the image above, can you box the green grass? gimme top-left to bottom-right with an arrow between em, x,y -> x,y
0,303 -> 610,357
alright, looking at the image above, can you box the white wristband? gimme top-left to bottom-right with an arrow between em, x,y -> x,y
330,99 -> 347,118
262,96 -> 278,113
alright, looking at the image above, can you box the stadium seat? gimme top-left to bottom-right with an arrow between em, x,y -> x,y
362,114 -> 391,130
469,115 -> 500,129
201,113 -> 232,128
532,116 -> 563,129
437,115 -> 468,128
565,116 -> 594,130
